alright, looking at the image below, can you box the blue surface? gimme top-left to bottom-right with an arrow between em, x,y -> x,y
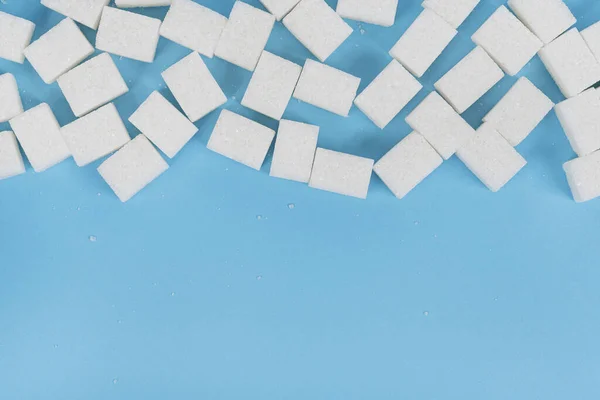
2,0 -> 600,398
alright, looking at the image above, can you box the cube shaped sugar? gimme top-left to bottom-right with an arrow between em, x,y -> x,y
160,0 -> 227,58
434,46 -> 504,114
554,89 -> 600,157
471,6 -> 542,76
98,134 -> 169,202
582,21 -> 600,63
354,60 -> 422,129
483,77 -> 553,146
309,148 -> 374,199
270,119 -> 319,183
563,151 -> 600,203
207,110 -> 275,171
389,9 -> 457,78
0,11 -> 35,64
405,91 -> 475,160
129,91 -> 198,158
456,123 -> 526,192
0,131 -> 26,180
115,0 -> 171,7
23,18 -> 94,84
422,0 -> 480,29
374,131 -> 443,199
508,0 -> 576,44
214,1 -> 275,71
336,0 -> 399,27
0,73 -> 24,123
259,0 -> 300,21
61,103 -> 130,166
241,51 -> 302,120
283,0 -> 353,62
58,53 -> 129,118
539,29 -> 600,99
9,103 -> 70,172
293,59 -> 361,117
41,0 -> 110,30
161,52 -> 226,123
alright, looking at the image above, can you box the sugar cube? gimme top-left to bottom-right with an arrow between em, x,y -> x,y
259,0 -> 301,21
563,151 -> 600,203
214,1 -> 275,71
115,0 -> 171,7
309,148 -> 374,199
41,0 -> 110,30
374,131 -> 443,199
23,18 -> 94,84
582,21 -> 600,63
389,8 -> 457,78
483,77 -> 553,146
456,123 -> 526,192
0,11 -> 35,64
161,52 -> 226,123
9,103 -> 70,172
283,0 -> 353,62
270,119 -> 319,183
0,131 -> 26,180
422,0 -> 480,29
406,91 -> 475,160
241,51 -> 302,120
129,91 -> 198,158
554,89 -> 600,157
98,134 -> 169,202
336,0 -> 399,27
354,60 -> 422,129
0,73 -> 24,123
507,0 -> 576,44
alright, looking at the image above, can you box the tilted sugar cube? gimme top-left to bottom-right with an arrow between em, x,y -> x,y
0,11 -> 35,64
309,148 -> 374,199
554,89 -> 600,157
563,151 -> 600,203
374,131 -> 443,199
270,119 -> 319,183
422,0 -> 480,29
259,0 -> 301,21
582,21 -> 600,63
0,131 -> 26,180
98,134 -> 169,202
507,0 -> 576,44
115,0 -> 171,7
283,0 -> 353,62
336,0 -> 399,27
389,8 -> 457,78
41,0 -> 110,30
0,73 -> 24,123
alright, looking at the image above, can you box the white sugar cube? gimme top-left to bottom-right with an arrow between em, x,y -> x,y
456,123 -> 526,192
0,11 -> 35,64
160,0 -> 227,58
214,1 -> 275,71
483,77 -> 553,146
471,6 -> 542,76
309,148 -> 373,199
507,0 -> 576,44
23,18 -> 94,84
270,119 -> 319,183
0,131 -> 26,180
283,0 -> 353,62
60,103 -> 130,167
406,91 -> 475,160
354,60 -> 422,129
98,134 -> 169,202
259,0 -> 300,21
293,59 -> 360,117
563,151 -> 600,203
389,8 -> 457,78
539,28 -> 600,99
129,91 -> 198,158
422,0 -> 480,29
554,89 -> 600,157
434,46 -> 504,114
115,0 -> 171,7
374,131 -> 443,199
0,73 -> 24,123
241,51 -> 302,120
336,0 -> 399,27
161,52 -> 226,123
9,103 -> 70,172
582,21 -> 600,63
41,0 -> 110,30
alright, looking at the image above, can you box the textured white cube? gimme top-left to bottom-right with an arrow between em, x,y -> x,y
0,131 -> 26,180
422,0 -> 479,29
309,148 -> 373,199
162,52 -> 226,123
354,60 -> 422,129
554,89 -> 600,157
259,0 -> 300,21
98,134 -> 169,202
207,110 -> 275,170
539,29 -> 600,99
41,0 -> 110,29
9,103 -> 70,172
115,0 -> 171,7
456,123 -> 526,192
129,91 -> 198,158
293,59 -> 360,117
374,131 -> 443,199
336,0 -> 398,27
406,91 -> 475,160
471,6 -> 542,76
389,9 -> 457,78
241,51 -> 302,120
508,0 -> 576,44
23,18 -> 94,84
563,151 -> 600,203
0,73 -> 24,123
270,119 -> 319,183
483,77 -> 553,146
214,1 -> 275,71
283,0 -> 353,62
0,11 -> 35,64
582,21 -> 600,63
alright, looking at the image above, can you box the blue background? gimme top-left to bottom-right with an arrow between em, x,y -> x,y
1,0 -> 600,398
